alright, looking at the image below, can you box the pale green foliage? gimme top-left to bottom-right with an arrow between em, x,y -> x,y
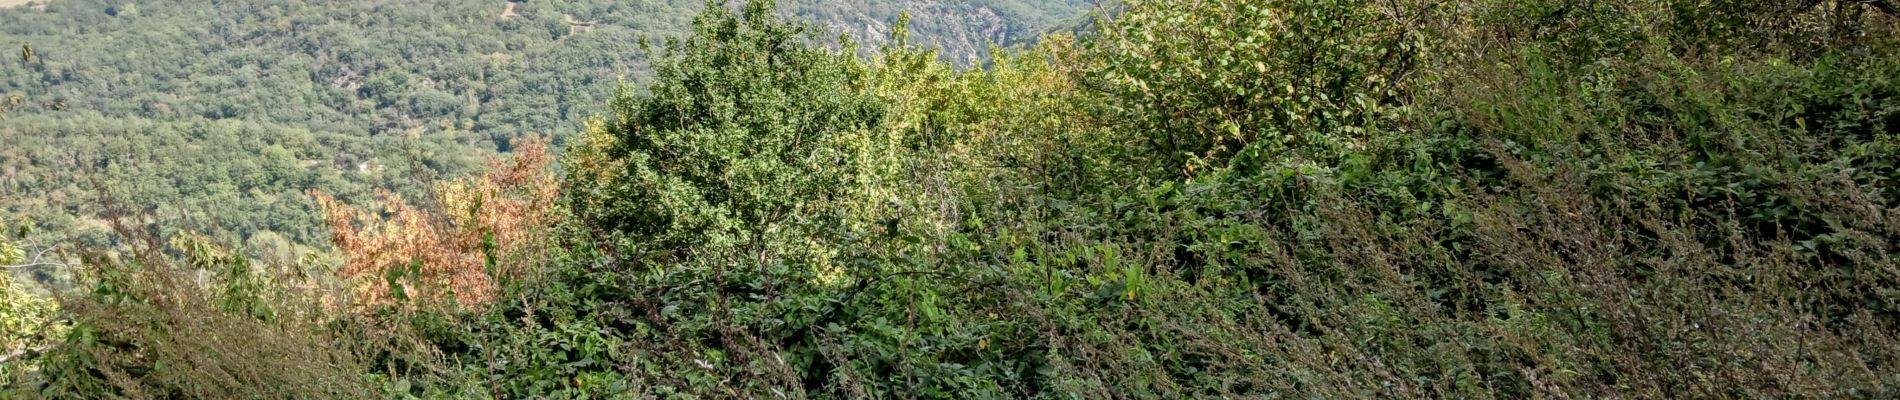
1091,0 -> 1422,175
0,225 -> 64,385
0,240 -> 18,265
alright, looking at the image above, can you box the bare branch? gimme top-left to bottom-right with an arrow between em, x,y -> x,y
2,242 -> 67,270
2,263 -> 65,270
0,343 -> 55,365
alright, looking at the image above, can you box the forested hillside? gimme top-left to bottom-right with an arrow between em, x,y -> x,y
0,0 -> 1092,254
6,0 -> 1900,398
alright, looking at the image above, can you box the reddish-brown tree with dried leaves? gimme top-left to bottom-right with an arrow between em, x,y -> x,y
311,137 -> 559,309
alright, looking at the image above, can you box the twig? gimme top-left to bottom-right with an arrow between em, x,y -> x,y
3,242 -> 66,270
2,262 -> 66,270
0,344 -> 55,365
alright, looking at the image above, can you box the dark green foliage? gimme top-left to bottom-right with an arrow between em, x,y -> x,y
571,0 -> 885,258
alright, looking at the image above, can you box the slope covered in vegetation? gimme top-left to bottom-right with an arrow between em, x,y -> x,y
0,0 -> 1091,256
6,0 -> 1900,398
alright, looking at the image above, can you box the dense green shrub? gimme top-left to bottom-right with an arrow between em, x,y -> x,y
569,0 -> 887,263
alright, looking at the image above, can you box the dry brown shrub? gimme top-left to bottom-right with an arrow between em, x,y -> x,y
311,136 -> 559,309
46,262 -> 374,399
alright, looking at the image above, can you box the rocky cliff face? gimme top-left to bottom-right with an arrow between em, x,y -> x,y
791,0 -> 1094,64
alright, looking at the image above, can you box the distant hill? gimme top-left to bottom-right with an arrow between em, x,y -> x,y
794,0 -> 1095,63
0,0 -> 1093,252
0,0 -> 44,9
